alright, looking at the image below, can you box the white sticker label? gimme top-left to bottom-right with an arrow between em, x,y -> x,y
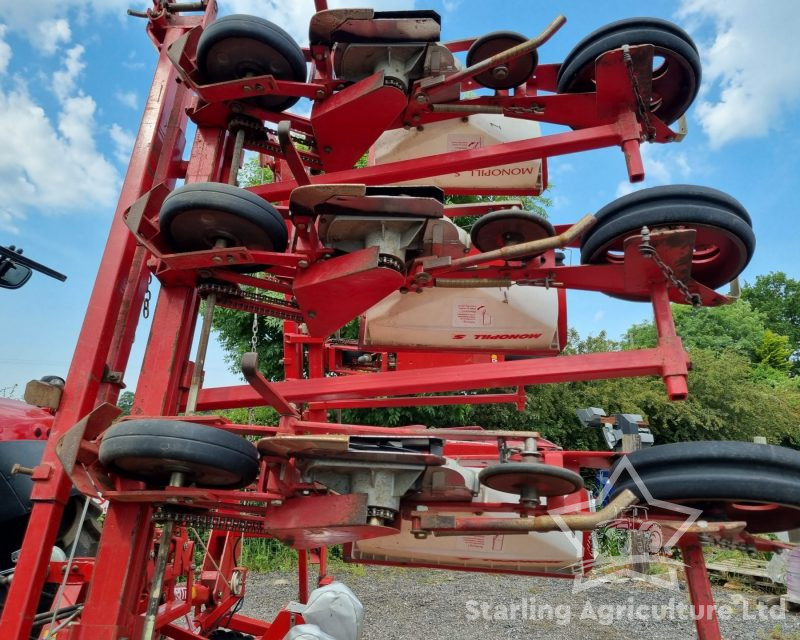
447,134 -> 483,153
453,299 -> 493,327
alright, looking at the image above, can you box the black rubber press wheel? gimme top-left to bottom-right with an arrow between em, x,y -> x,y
608,441 -> 800,534
159,182 -> 288,270
99,420 -> 259,489
470,208 -> 554,257
466,31 -> 537,90
557,18 -> 701,125
580,185 -> 754,292
197,14 -> 306,112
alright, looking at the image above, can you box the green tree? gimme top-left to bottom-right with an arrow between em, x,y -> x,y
742,272 -> 800,371
755,330 -> 793,372
624,300 -> 771,359
117,390 -> 134,416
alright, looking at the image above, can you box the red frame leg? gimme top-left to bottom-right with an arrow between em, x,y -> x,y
681,537 -> 722,640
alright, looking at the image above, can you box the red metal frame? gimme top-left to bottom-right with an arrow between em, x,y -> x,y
0,3 -> 756,640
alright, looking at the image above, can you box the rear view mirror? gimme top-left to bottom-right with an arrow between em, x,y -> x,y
0,245 -> 66,290
0,247 -> 32,289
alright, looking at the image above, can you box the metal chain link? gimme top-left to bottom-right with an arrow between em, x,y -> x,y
248,313 -> 259,424
250,313 -> 259,353
638,227 -> 702,308
196,283 -> 303,321
153,507 -> 263,533
143,274 -> 152,319
228,116 -> 323,168
622,45 -> 657,141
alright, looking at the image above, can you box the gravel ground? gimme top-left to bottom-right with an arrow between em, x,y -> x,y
240,566 -> 800,639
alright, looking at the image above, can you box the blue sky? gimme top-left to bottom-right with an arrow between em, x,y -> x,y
1,0 -> 798,395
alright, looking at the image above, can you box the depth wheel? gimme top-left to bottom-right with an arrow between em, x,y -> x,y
608,441 -> 800,534
580,185 -> 754,293
466,31 -> 537,90
159,182 -> 288,270
557,18 -> 701,125
99,420 -> 259,489
470,208 -> 554,256
479,462 -> 584,500
197,14 -> 306,112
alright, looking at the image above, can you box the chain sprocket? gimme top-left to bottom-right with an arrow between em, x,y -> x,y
153,507 -> 264,533
198,282 -> 304,322
228,116 -> 323,169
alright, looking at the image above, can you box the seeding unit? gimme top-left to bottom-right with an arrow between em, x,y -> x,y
2,2 -> 799,640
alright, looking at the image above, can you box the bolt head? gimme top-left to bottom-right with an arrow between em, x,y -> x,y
491,65 -> 509,80
297,259 -> 309,268
315,89 -> 326,99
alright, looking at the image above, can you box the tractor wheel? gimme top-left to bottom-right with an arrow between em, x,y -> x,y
0,496 -> 103,626
470,208 -> 554,256
58,497 -> 103,558
197,14 -> 306,112
640,521 -> 664,554
557,18 -> 701,125
159,182 -> 288,269
466,31 -> 537,90
608,441 -> 800,534
479,462 -> 584,497
98,420 -> 259,489
580,185 -> 754,293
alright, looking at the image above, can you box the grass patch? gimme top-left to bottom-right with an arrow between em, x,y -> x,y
240,538 -> 357,573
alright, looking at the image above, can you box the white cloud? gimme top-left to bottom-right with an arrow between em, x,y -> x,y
442,0 -> 461,12
220,0 -> 415,46
36,19 -> 71,54
115,89 -> 138,110
677,0 -> 800,148
0,25 -> 11,75
0,208 -> 20,234
52,44 -> 85,101
0,86 -> 120,233
0,1 -> 127,49
615,144 -> 692,198
109,123 -> 135,164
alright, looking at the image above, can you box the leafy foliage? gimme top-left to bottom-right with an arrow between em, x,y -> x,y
742,272 -> 800,372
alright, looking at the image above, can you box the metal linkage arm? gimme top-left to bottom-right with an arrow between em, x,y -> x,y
418,489 -> 638,535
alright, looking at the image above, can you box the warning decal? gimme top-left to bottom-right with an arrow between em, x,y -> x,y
453,299 -> 493,327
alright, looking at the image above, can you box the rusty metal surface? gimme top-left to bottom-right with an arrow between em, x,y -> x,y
22,380 -> 63,411
419,489 -> 638,535
241,352 -> 299,417
55,403 -> 121,476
